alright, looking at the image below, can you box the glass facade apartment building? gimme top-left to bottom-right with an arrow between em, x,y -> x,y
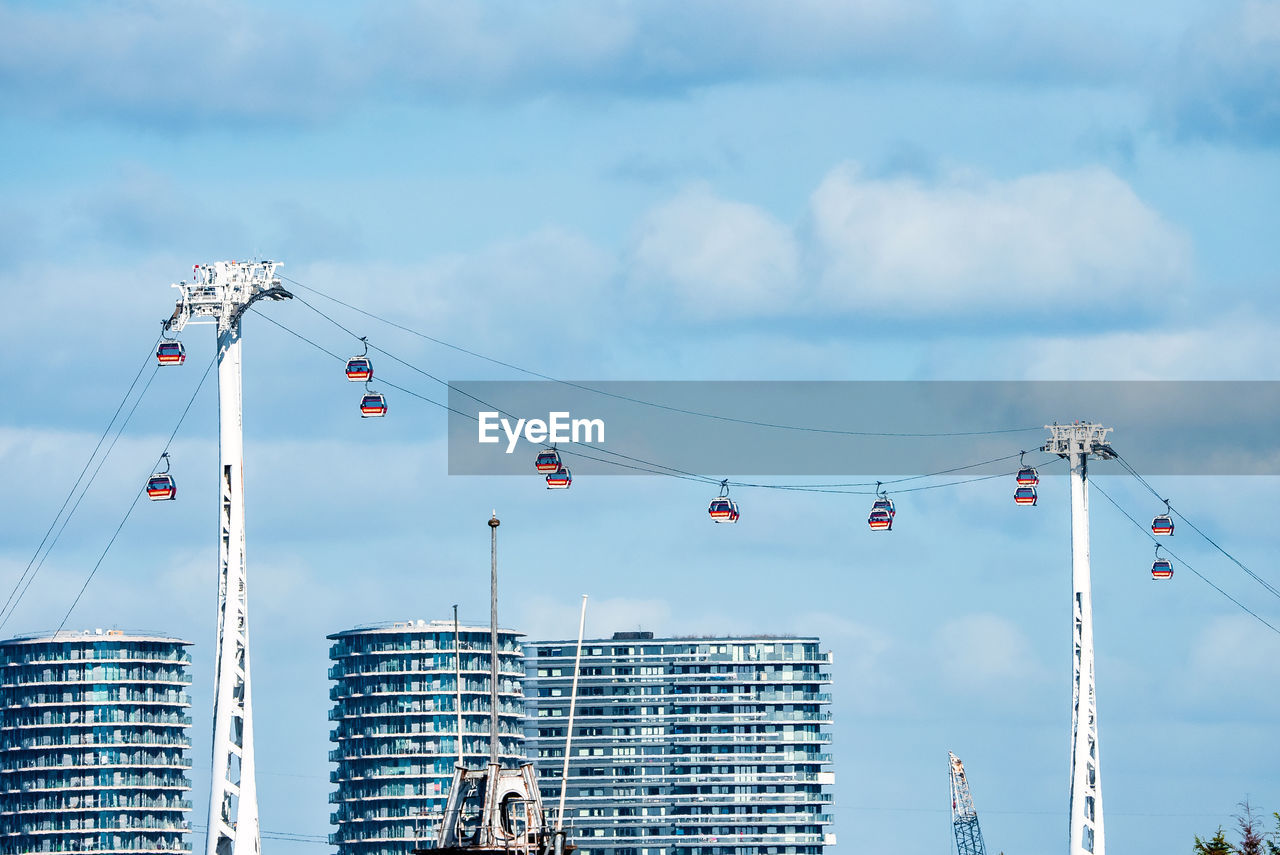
327,620 -> 526,855
523,633 -> 834,855
0,630 -> 193,855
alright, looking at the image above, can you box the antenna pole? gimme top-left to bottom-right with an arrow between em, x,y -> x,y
1044,422 -> 1113,855
556,594 -> 589,832
488,512 -> 500,767
454,603 -> 463,768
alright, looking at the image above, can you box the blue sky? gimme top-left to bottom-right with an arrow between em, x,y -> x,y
2,1 -> 1280,853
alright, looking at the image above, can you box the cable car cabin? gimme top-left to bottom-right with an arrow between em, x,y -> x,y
1151,559 -> 1174,580
534,449 -> 561,473
345,357 -> 373,382
156,341 -> 186,366
545,468 -> 572,489
868,509 -> 893,531
1014,486 -> 1038,506
419,763 -> 566,855
708,497 -> 739,523
1151,515 -> 1174,536
871,497 -> 895,517
360,394 -> 387,418
146,473 -> 176,501
1016,466 -> 1039,486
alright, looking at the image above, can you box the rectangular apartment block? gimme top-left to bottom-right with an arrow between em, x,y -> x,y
523,633 -> 834,855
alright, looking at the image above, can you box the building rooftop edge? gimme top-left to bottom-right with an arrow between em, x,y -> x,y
525,634 -> 823,646
328,620 -> 524,640
0,630 -> 191,646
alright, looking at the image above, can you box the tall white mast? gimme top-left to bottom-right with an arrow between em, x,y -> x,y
1043,422 -> 1114,855
166,261 -> 290,855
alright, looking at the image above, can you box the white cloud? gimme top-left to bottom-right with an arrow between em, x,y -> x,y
0,2 -> 365,125
623,164 -> 1190,323
1012,310 -> 1280,380
1180,614 -> 1280,715
1165,0 -> 1280,144
808,163 -> 1192,318
934,613 -> 1045,691
628,186 -> 799,319
0,0 -> 1139,125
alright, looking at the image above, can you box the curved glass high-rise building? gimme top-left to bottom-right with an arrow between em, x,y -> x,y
328,620 -> 525,855
0,630 -> 193,855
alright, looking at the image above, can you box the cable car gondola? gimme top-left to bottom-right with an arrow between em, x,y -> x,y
360,388 -> 387,418
708,482 -> 739,523
345,357 -> 373,382
146,453 -> 176,501
1014,485 -> 1038,506
1151,500 -> 1174,536
545,467 -> 572,489
868,508 -> 893,531
345,337 -> 373,382
534,447 -> 562,474
1151,545 -> 1174,580
156,340 -> 186,366
1015,453 -> 1039,486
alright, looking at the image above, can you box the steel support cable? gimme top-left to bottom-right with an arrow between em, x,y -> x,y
257,309 -> 720,483
55,355 -> 217,634
0,335 -> 162,626
271,305 -> 1054,492
280,275 -> 1042,439
0,363 -> 163,631
291,295 -> 720,481
261,312 -> 1063,501
1091,481 -> 1280,637
189,824 -> 328,844
1110,453 -> 1280,603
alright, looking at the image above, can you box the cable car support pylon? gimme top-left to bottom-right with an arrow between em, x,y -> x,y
165,261 -> 291,855
1043,422 -> 1115,855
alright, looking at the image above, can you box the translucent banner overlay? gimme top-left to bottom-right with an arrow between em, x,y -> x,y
446,381 -> 1280,476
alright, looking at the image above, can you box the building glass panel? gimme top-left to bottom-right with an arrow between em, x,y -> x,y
524,633 -> 834,855
328,621 -> 525,855
0,630 -> 193,855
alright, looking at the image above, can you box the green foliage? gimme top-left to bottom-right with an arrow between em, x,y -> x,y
1195,828 -> 1234,855
1194,804 -> 1280,855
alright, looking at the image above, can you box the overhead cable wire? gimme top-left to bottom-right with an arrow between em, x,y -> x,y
1109,453 -> 1280,604
1091,481 -> 1280,637
261,310 -> 1048,493
256,310 -> 721,483
1,363 -> 163,631
55,354 -> 216,634
281,276 -> 1042,439
0,335 -> 162,628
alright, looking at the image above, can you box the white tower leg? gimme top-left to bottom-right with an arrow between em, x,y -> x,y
208,320 -> 260,855
1066,447 -> 1104,855
164,260 -> 286,855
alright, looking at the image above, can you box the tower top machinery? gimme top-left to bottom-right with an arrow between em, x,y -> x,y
949,752 -> 988,855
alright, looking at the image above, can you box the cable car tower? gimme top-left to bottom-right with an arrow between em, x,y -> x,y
165,261 -> 291,855
1043,422 -> 1115,855
948,752 -> 987,855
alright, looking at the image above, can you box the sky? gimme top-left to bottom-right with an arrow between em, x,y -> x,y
2,1 -> 1280,853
